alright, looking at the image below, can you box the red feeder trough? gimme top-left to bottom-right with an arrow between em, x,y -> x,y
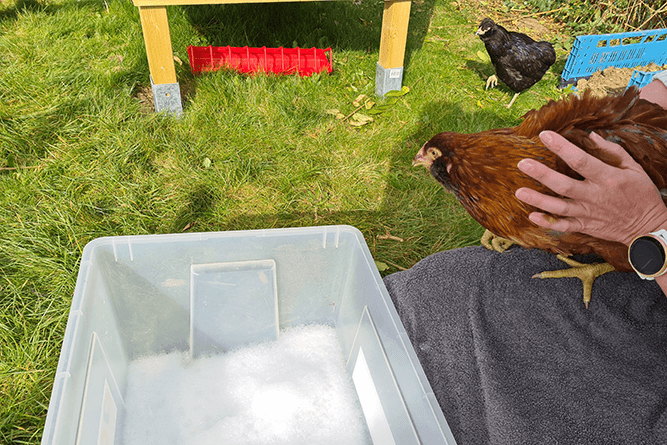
187,46 -> 333,77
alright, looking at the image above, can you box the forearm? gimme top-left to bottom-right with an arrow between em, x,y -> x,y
639,72 -> 667,109
622,75 -> 667,293
654,274 -> 667,295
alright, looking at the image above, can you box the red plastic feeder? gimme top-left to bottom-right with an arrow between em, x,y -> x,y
187,45 -> 333,77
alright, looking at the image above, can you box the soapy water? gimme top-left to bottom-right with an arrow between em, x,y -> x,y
122,324 -> 371,445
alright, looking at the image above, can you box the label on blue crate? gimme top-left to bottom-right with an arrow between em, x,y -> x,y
97,379 -> 117,445
352,347 -> 397,445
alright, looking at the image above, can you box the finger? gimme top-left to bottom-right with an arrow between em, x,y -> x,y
527,212 -> 584,233
588,132 -> 638,169
539,131 -> 615,180
515,187 -> 582,217
517,158 -> 587,199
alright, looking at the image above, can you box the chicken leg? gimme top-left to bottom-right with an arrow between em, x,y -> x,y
480,229 -> 515,253
484,75 -> 519,107
506,92 -> 520,108
532,255 -> 616,309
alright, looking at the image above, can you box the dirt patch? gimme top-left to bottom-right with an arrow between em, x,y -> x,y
514,17 -> 551,39
135,85 -> 155,114
134,79 -> 197,114
458,0 -> 563,41
576,63 -> 667,97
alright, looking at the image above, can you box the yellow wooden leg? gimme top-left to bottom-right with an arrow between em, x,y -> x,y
376,0 -> 411,96
138,6 -> 177,85
379,0 -> 411,69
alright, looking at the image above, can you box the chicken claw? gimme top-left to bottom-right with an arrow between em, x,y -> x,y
481,229 -> 515,253
485,74 -> 498,90
532,255 -> 616,309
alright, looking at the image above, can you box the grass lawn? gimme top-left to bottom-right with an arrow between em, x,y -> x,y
0,0 -> 569,442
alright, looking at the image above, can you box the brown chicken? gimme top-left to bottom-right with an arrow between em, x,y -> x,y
414,87 -> 667,307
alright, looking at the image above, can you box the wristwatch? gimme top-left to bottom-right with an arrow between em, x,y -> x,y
628,229 -> 667,280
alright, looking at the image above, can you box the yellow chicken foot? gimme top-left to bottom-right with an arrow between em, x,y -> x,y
485,74 -> 498,90
532,254 -> 616,309
480,229 -> 515,253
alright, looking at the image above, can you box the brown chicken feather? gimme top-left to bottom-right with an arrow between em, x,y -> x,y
414,86 -> 667,274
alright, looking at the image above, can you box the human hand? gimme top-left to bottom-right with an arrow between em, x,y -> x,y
514,131 -> 667,246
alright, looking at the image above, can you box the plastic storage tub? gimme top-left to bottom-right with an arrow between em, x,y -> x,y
187,45 -> 333,77
41,225 -> 457,445
560,28 -> 667,88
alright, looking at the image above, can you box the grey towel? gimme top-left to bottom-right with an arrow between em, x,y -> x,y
383,246 -> 667,445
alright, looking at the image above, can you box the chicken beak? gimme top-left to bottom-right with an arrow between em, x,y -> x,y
412,158 -> 429,167
475,27 -> 484,36
412,145 -> 430,167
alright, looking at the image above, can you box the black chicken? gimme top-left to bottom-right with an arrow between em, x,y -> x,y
476,18 -> 556,108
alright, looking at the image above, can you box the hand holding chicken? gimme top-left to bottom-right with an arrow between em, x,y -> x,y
414,87 -> 667,307
516,131 -> 667,247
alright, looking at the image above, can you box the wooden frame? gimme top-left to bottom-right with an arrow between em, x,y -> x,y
133,0 -> 411,113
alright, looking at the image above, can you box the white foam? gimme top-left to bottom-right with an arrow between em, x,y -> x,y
121,324 -> 371,445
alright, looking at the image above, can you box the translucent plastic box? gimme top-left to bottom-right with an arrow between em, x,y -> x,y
42,225 -> 457,445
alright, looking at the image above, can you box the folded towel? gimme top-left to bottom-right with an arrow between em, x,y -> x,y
383,246 -> 667,445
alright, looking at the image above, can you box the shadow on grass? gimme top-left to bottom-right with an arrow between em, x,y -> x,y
373,99 -> 526,269
178,0 -> 437,104
183,0 -> 437,58
180,100 -> 515,272
177,208 -> 444,276
0,0 -> 52,22
171,182 -> 219,233
0,0 -> 107,22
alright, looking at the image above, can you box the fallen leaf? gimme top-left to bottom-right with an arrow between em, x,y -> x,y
477,50 -> 489,62
353,113 -> 373,121
377,234 -> 404,242
326,109 -> 346,119
375,261 -> 389,272
367,104 -> 392,115
203,157 -> 212,168
384,85 -> 410,98
352,94 -> 368,107
349,113 -> 373,126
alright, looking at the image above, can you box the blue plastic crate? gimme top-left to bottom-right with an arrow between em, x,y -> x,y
627,69 -> 667,89
560,28 -> 667,88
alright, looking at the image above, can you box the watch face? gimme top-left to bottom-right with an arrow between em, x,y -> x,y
629,236 -> 666,275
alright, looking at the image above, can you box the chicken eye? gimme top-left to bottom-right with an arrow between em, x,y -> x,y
428,147 -> 442,159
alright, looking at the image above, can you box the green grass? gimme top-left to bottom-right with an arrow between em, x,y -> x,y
0,0 -> 567,442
